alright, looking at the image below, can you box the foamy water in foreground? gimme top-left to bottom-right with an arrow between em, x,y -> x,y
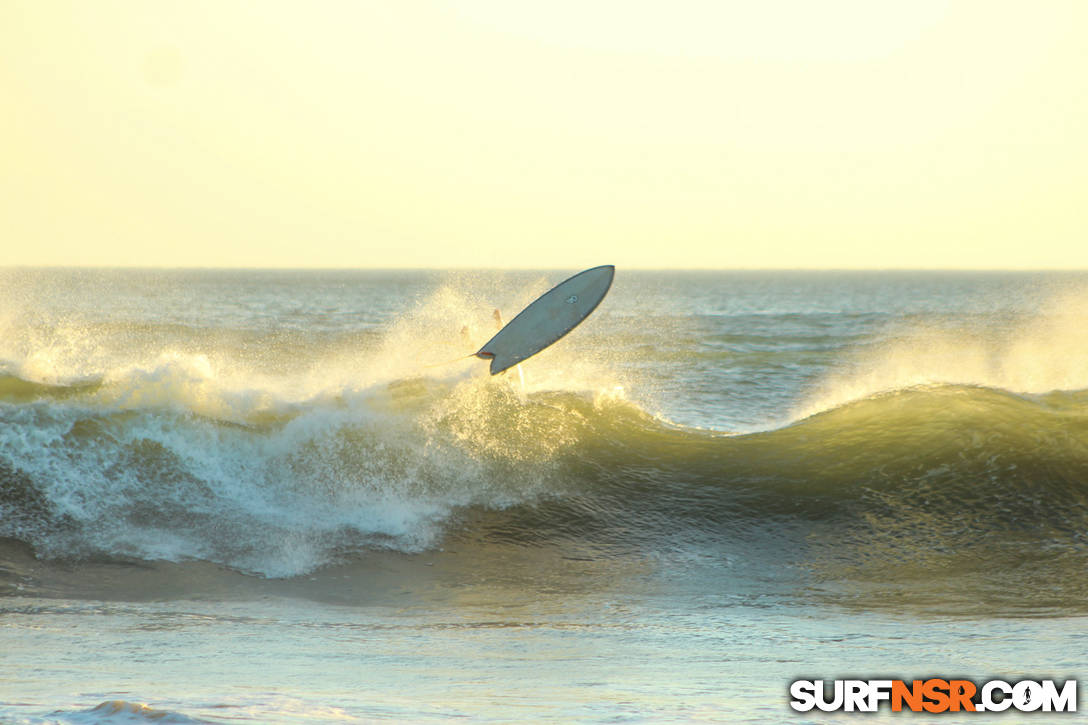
2,269 -> 1086,722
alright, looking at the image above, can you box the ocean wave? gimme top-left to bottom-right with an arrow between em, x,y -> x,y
35,700 -> 206,724
2,362 -> 1087,578
793,285 -> 1088,418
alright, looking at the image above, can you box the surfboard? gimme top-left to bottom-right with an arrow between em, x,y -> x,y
475,265 -> 615,375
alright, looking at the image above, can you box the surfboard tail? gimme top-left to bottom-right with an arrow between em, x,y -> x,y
474,350 -> 500,374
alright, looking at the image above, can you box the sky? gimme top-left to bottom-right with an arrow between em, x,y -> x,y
2,1 -> 1086,269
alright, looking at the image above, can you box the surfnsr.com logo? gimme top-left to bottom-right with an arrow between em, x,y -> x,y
789,679 -> 1077,713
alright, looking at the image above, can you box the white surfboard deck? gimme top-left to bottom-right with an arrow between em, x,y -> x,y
476,265 -> 614,375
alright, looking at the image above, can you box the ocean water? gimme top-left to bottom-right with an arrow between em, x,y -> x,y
1,268 -> 1086,723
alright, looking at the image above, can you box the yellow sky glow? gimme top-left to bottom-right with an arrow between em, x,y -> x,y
2,0 -> 1086,268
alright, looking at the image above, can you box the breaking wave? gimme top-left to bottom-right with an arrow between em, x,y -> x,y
2,270 -> 1087,597
2,361 -> 1086,581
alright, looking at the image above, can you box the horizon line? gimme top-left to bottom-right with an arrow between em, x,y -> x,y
2,265 -> 1087,273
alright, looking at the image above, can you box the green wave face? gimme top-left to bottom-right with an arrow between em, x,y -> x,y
3,369 -> 1087,614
